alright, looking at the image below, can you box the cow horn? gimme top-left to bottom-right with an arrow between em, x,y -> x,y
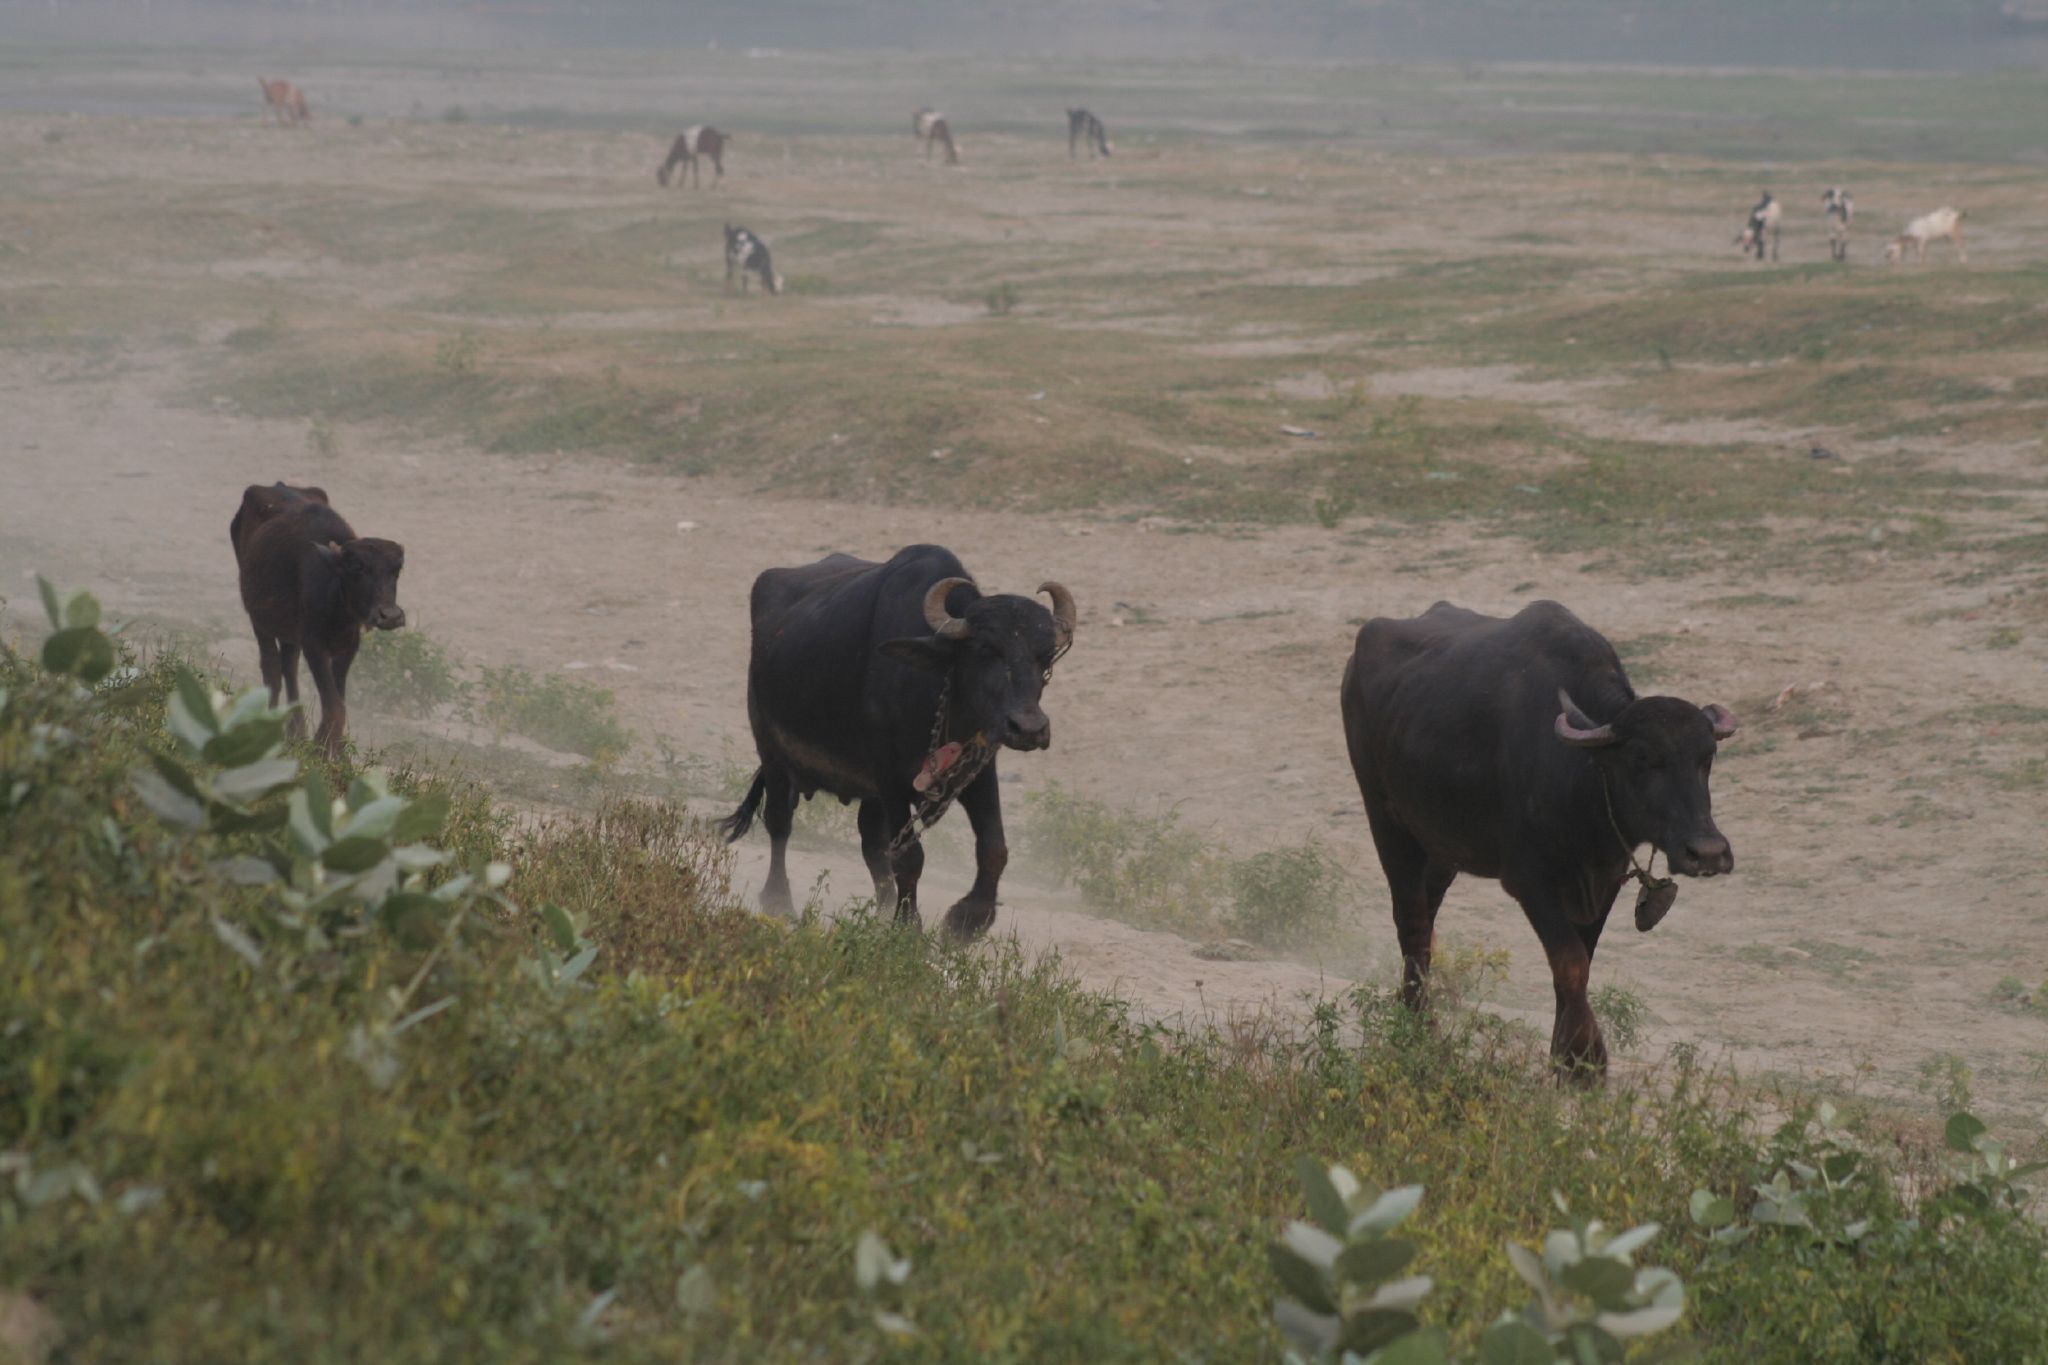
1554,689 -> 1617,748
923,577 -> 973,639
1702,703 -> 1738,740
1038,580 -> 1077,648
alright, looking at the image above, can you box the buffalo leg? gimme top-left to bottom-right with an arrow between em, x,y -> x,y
1364,806 -> 1454,1010
857,799 -> 897,911
279,641 -> 307,740
1527,903 -> 1607,1082
304,647 -> 346,761
880,796 -> 924,930
758,771 -> 798,916
254,629 -> 284,708
942,768 -> 1006,941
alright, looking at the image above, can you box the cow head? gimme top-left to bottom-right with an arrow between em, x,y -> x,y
881,577 -> 1078,752
321,537 -> 407,632
1554,690 -> 1737,878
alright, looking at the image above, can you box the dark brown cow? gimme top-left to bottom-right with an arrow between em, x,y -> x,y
231,483 -> 406,760
657,126 -> 728,189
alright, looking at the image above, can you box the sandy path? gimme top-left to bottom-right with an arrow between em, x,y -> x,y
6,355 -> 2047,1117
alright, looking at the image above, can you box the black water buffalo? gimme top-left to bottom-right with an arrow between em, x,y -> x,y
1341,600 -> 1737,1077
721,544 -> 1077,938
231,482 -> 406,760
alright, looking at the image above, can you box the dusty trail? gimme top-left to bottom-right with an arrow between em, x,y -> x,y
6,356 -> 2047,1115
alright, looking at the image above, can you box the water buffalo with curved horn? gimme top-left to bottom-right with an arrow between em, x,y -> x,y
721,544 -> 1077,938
1341,600 -> 1737,1079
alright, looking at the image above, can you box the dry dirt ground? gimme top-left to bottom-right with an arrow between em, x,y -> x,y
3,57 -> 2047,1122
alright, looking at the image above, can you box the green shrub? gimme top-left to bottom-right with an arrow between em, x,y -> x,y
1024,782 -> 1225,932
1227,840 -> 1346,948
349,628 -> 465,718
476,664 -> 630,761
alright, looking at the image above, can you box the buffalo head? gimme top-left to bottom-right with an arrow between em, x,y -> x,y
321,537 -> 407,632
881,576 -> 1077,752
1555,690 -> 1737,877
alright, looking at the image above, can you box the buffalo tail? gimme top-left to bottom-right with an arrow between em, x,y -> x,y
718,768 -> 768,843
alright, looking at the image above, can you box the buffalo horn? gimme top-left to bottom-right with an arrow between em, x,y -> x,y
1038,581 -> 1077,648
1553,689 -> 1617,748
923,577 -> 973,639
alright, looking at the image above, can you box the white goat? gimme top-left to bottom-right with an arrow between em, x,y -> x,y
1885,207 -> 1967,265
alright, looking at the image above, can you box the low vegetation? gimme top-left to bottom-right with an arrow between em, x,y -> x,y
4,590 -> 2047,1361
343,628 -> 632,762
1024,783 -> 1348,949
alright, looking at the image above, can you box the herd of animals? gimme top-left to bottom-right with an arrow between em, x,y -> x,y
1737,186 -> 1968,264
230,472 -> 1732,1078
224,73 -> 1988,1081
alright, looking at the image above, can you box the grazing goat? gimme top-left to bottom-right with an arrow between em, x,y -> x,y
1822,187 -> 1854,262
1885,207 -> 1967,265
658,126 -> 728,189
1067,108 -> 1112,158
1735,190 -> 1780,262
913,108 -> 959,164
257,77 -> 309,127
724,223 -> 783,295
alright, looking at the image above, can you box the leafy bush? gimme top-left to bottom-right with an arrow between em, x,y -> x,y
349,627 -> 466,718
477,664 -> 630,761
1589,983 -> 1649,1054
984,281 -> 1020,316
1227,840 -> 1346,948
1024,782 -> 1225,933
1028,785 -> 1347,947
1272,1162 -> 1685,1363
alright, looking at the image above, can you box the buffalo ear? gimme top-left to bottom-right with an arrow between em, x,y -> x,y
1702,703 -> 1738,740
879,637 -> 956,673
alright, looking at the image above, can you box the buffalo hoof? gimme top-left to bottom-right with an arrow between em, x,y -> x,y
284,711 -> 308,742
942,898 -> 996,941
759,884 -> 795,919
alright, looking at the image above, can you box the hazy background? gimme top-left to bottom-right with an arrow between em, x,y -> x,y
6,0 -> 2048,71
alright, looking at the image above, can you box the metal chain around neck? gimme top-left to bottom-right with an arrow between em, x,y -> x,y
885,671 -> 995,860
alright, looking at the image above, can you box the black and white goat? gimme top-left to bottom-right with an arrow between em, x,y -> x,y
1735,190 -> 1780,262
1822,187 -> 1853,262
1066,108 -> 1112,159
913,107 -> 959,164
658,125 -> 728,189
724,223 -> 783,295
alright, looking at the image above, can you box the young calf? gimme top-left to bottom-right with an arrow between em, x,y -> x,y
257,77 -> 309,127
913,108 -> 959,164
1822,187 -> 1854,262
724,223 -> 783,294
1884,207 -> 1967,265
1735,190 -> 1780,261
231,483 -> 406,760
1066,108 -> 1112,158
657,126 -> 728,189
